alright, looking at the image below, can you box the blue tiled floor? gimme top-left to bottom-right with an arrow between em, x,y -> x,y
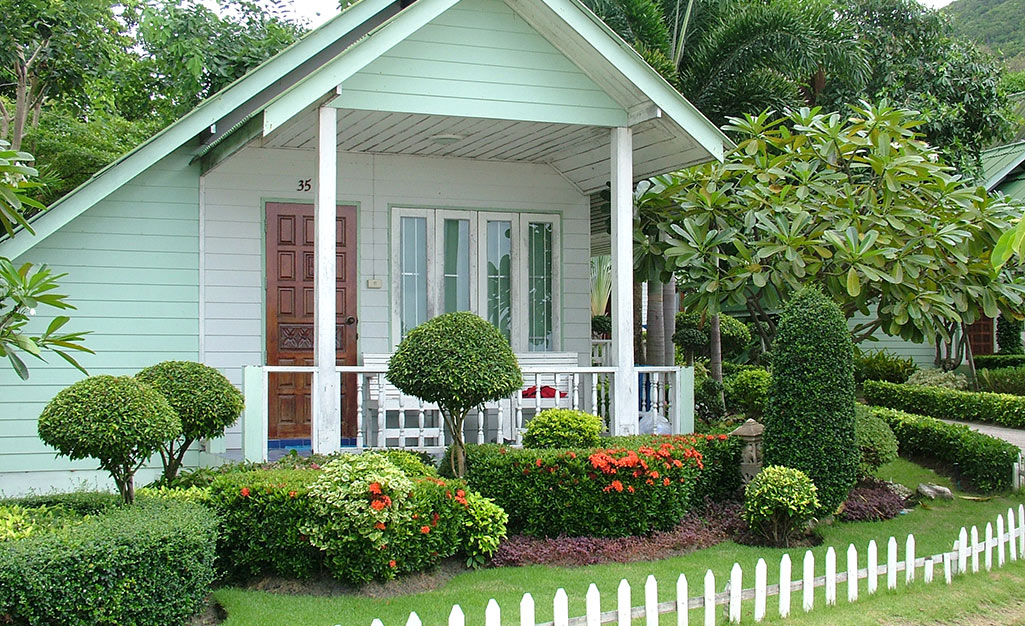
266,438 -> 359,462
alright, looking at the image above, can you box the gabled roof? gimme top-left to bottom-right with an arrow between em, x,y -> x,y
1,0 -> 728,260
980,140 -> 1025,191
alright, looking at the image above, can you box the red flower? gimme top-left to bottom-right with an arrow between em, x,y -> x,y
240,487 -> 250,497
432,512 -> 440,525
536,458 -> 543,467
499,448 -> 508,454
310,462 -> 321,470
368,482 -> 383,495
627,485 -> 636,493
568,451 -> 577,459
374,522 -> 386,530
381,495 -> 392,507
611,480 -> 623,492
288,490 -> 297,498
412,513 -> 419,519
456,489 -> 465,498
719,434 -> 729,440
663,477 -> 671,486
421,526 -> 431,534
649,471 -> 660,479
371,499 -> 387,510
389,560 -> 397,568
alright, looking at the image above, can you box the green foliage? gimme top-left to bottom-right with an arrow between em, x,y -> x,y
37,376 -> 181,504
664,104 -> 1025,350
906,368 -> 969,389
974,354 -> 1025,369
868,406 -> 1019,493
762,289 -> 859,515
864,379 -> 1025,428
743,466 -> 820,547
997,315 -> 1024,354
0,505 -> 44,542
672,312 -> 750,360
458,491 -> 509,568
694,363 -> 726,423
0,499 -> 217,626
854,349 -> 918,384
523,409 -> 604,449
854,409 -> 899,478
946,0 -> 1025,72
724,368 -> 771,419
979,366 -> 1025,395
208,468 -> 320,579
368,449 -> 439,478
137,360 -> 244,482
0,140 -> 45,235
591,314 -> 612,337
451,436 -> 720,538
387,312 -> 522,477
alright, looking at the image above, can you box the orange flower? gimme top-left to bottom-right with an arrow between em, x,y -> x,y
663,477 -> 671,486
389,560 -> 397,568
649,471 -> 660,479
240,487 -> 250,497
288,490 -> 297,498
536,458 -> 543,467
719,434 -> 728,440
368,482 -> 383,495
371,499 -> 387,510
627,485 -> 636,493
611,480 -> 623,492
375,522 -> 386,530
456,489 -> 465,498
421,526 -> 431,534
568,451 -> 577,459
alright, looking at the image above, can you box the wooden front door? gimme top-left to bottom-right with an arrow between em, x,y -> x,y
266,202 -> 358,440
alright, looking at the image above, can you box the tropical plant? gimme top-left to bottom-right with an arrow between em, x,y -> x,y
387,312 -> 522,477
762,288 -> 859,515
590,255 -> 612,318
662,104 -> 1025,354
37,376 -> 182,504
136,361 -> 244,482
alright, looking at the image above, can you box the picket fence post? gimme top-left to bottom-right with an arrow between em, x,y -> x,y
847,544 -> 858,602
521,593 -> 535,626
779,554 -> 792,618
486,599 -> 501,626
618,580 -> 631,626
825,547 -> 837,606
371,619 -> 384,626
887,537 -> 897,590
1010,508 -> 1019,562
971,526 -> 980,573
906,535 -> 916,584
646,575 -> 658,626
729,563 -> 742,623
998,515 -> 1007,567
986,523 -> 994,572
944,548 -> 953,585
802,551 -> 814,613
867,539 -> 878,595
677,574 -> 688,626
586,584 -> 600,626
704,570 -> 715,626
754,558 -> 767,622
958,528 -> 969,574
449,604 -> 465,626
924,556 -> 934,584
406,612 -> 422,626
1019,504 -> 1024,555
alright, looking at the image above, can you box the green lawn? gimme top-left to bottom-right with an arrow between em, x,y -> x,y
214,459 -> 1025,626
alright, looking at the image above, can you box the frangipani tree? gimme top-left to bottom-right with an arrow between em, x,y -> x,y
661,103 -> 1025,360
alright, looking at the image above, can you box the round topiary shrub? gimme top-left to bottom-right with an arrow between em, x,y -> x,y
673,312 -> 751,362
743,465 -> 820,547
724,368 -> 771,419
854,408 -> 899,478
387,312 -> 522,477
136,360 -> 244,482
762,288 -> 859,514
38,376 -> 181,503
522,409 -> 603,449
591,314 -> 612,337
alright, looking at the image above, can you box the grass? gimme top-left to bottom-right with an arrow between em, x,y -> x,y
214,459 -> 1025,625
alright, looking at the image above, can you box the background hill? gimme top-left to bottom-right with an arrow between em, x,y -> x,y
944,0 -> 1025,71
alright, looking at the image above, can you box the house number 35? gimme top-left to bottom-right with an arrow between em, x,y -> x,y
296,178 -> 312,192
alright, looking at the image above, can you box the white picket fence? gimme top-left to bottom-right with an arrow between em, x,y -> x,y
364,504 -> 1025,626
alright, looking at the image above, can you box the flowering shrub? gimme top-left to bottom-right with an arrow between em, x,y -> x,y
743,466 -> 819,547
451,435 -> 719,537
522,409 -> 603,449
209,468 -> 321,579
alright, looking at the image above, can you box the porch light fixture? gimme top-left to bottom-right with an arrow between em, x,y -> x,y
429,133 -> 464,145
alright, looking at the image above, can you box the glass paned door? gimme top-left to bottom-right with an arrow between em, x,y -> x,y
442,218 -> 471,313
399,216 -> 428,337
485,219 -> 513,343
527,222 -> 553,350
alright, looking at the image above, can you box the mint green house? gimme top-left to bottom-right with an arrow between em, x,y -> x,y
0,0 -> 726,494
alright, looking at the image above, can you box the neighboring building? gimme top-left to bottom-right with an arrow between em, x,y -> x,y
0,0 -> 725,494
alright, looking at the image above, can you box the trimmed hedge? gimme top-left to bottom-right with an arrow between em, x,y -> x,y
451,435 -> 737,538
523,409 -> 603,449
863,380 -> 1025,428
0,500 -> 217,626
978,366 -> 1025,396
867,406 -> 1019,493
973,354 -> 1025,369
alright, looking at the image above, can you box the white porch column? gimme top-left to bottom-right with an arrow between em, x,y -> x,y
314,106 -> 340,454
610,126 -> 637,435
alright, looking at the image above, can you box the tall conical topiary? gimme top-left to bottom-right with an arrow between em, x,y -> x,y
762,288 -> 859,514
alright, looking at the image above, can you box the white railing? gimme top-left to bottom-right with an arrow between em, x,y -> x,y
591,339 -> 612,366
239,362 -> 694,461
368,504 -> 1025,626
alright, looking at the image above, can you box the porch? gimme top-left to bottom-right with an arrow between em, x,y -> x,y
236,359 -> 694,462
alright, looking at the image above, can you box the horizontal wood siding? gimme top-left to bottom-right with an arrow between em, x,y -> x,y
0,148 -> 200,493
202,146 -> 591,450
851,312 -> 936,368
339,0 -> 626,126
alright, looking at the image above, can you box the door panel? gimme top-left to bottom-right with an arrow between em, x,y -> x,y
266,202 -> 358,441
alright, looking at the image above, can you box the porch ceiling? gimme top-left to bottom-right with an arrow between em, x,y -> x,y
261,107 -> 707,193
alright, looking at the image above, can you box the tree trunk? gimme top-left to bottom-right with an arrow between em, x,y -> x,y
633,281 -> 645,364
663,278 -> 677,366
709,314 -> 725,409
646,280 -> 664,366
12,69 -> 27,151
963,322 -> 979,391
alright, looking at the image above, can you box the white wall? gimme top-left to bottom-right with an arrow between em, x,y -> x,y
202,146 -> 591,450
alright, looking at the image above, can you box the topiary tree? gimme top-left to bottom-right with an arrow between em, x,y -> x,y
762,288 -> 859,515
673,312 -> 751,365
388,312 -> 522,477
997,315 -> 1024,355
37,375 -> 181,503
136,360 -> 244,483
854,408 -> 898,479
522,409 -> 603,449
